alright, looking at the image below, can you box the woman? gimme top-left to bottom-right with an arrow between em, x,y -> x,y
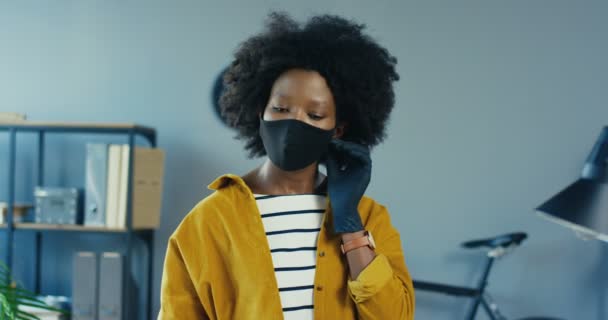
159,12 -> 415,320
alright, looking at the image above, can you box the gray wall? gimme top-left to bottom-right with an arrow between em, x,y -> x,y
1,1 -> 607,319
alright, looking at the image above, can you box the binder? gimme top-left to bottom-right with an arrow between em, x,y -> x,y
116,146 -> 165,229
85,143 -> 164,229
116,145 -> 130,229
72,252 -> 97,320
105,144 -> 123,228
84,143 -> 109,227
98,252 -> 123,320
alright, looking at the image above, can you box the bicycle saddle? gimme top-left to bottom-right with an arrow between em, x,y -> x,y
461,232 -> 528,249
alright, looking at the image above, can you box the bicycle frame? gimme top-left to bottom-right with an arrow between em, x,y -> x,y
465,255 -> 502,320
413,233 -> 564,320
413,254 -> 507,320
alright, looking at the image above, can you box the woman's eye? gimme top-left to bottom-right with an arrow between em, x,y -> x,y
272,106 -> 288,112
308,114 -> 323,120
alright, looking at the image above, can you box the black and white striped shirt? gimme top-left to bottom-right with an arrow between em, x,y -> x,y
254,193 -> 327,320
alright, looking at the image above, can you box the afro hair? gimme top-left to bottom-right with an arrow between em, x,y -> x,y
220,12 -> 399,158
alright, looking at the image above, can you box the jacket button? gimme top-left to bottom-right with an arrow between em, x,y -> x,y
319,251 -> 325,257
316,285 -> 323,291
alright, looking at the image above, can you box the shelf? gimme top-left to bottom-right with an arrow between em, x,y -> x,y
0,121 -> 156,145
0,121 -> 154,131
1,120 -> 158,319
0,223 -> 154,233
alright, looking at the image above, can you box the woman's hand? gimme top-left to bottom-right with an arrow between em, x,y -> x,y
326,139 -> 372,233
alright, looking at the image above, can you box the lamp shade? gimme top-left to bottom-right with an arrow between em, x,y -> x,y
536,126 -> 608,242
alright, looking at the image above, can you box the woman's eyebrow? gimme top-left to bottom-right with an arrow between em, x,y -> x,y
309,98 -> 329,108
271,91 -> 290,99
271,92 -> 329,108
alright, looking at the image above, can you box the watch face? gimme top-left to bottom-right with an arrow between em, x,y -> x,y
211,67 -> 231,127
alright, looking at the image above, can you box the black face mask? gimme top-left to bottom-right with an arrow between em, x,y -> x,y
259,118 -> 335,171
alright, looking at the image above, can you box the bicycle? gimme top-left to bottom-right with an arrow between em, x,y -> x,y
413,232 -> 565,320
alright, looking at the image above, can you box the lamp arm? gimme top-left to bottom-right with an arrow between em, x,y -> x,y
582,126 -> 608,181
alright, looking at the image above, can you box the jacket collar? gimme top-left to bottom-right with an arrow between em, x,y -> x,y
208,173 -> 335,237
208,173 -> 329,194
207,173 -> 251,192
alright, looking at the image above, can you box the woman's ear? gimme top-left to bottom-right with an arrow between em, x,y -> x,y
259,104 -> 269,120
333,123 -> 346,139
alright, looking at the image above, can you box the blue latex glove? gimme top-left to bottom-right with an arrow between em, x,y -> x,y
326,139 -> 371,233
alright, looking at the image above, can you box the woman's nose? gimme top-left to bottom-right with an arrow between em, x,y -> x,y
293,109 -> 307,122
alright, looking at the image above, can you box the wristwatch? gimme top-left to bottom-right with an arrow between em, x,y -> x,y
340,230 -> 376,254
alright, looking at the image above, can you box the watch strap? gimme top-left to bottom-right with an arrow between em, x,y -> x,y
341,231 -> 373,254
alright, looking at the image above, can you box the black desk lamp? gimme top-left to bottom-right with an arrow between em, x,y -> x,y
536,126 -> 608,242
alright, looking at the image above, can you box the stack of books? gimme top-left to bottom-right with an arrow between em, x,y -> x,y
0,203 -> 32,224
18,305 -> 65,320
0,112 -> 26,123
84,143 -> 165,229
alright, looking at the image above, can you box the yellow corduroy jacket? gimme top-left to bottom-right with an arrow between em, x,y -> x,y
158,174 -> 415,320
